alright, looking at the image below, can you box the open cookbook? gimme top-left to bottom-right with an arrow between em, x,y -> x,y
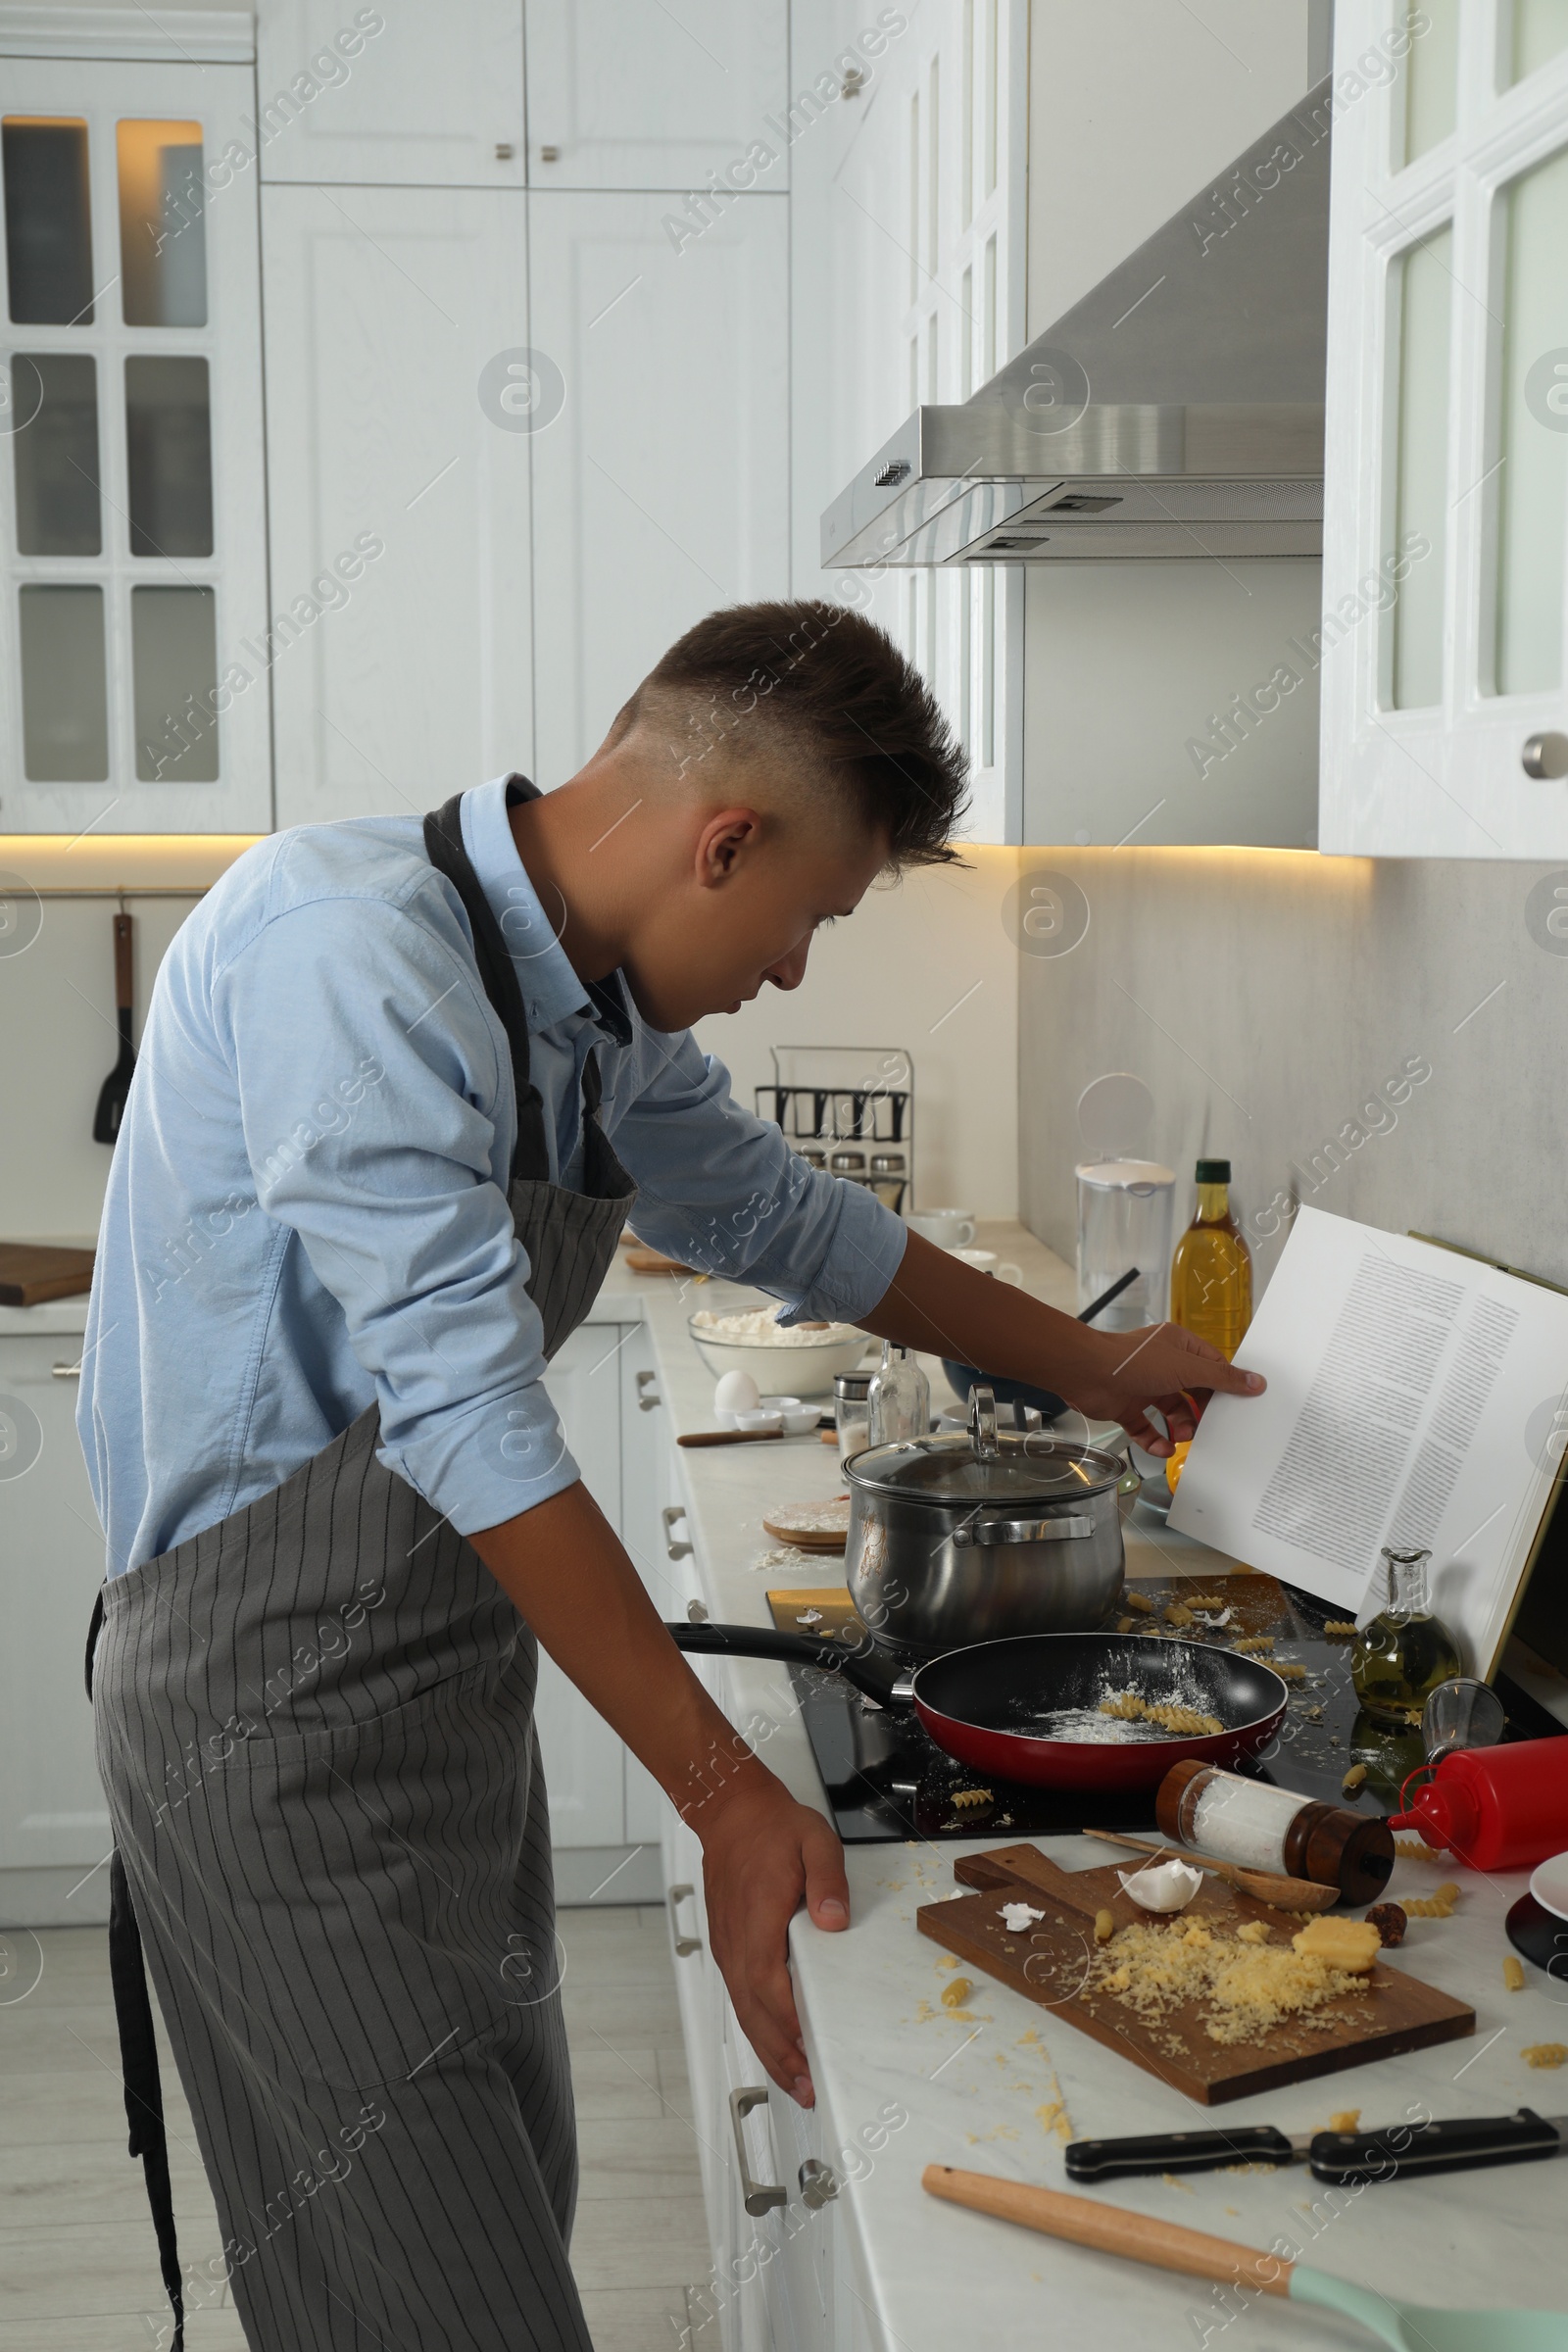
1168,1205 -> 1568,1678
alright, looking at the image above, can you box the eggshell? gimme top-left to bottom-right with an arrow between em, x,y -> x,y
1116,1859 -> 1203,1913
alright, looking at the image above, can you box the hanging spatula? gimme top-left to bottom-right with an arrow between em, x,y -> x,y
92,910 -> 135,1145
922,2167 -> 1568,2350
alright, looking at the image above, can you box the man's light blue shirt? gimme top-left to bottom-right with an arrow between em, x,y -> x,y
78,777 -> 906,1575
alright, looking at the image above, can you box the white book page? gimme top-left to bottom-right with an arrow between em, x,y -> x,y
1166,1206 -> 1568,1674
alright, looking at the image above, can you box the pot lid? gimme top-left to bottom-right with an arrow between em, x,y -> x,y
848,1386 -> 1125,1503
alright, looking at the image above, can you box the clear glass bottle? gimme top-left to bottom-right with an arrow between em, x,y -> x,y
1351,1545 -> 1462,1727
866,1343 -> 930,1447
1169,1157 -> 1253,1359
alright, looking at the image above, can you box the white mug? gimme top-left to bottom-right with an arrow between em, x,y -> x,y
951,1246 -> 1023,1285
908,1207 -> 976,1248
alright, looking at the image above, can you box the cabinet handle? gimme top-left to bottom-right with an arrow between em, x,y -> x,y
635,1368 -> 662,1412
1522,730 -> 1568,779
667,1883 -> 703,1958
662,1504 -> 693,1559
730,2086 -> 788,2215
51,1360 -> 82,1379
539,143 -> 561,163
686,1597 -> 709,1624
799,2156 -> 839,2209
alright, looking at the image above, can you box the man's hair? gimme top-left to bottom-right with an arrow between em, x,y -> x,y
626,599 -> 969,868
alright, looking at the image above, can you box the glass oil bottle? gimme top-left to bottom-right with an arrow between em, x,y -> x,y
1351,1545 -> 1462,1727
1169,1158 -> 1253,1359
866,1343 -> 930,1446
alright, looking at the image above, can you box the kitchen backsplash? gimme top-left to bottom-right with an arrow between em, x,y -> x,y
1019,846 -> 1568,1299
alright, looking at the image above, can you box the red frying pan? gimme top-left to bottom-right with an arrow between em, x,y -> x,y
669,1624 -> 1288,1793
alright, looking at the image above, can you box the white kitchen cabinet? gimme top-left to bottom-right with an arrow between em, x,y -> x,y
523,0 -> 788,189
263,184 -> 535,826
526,191 -> 790,784
799,0 -> 1029,844
0,1327 -> 111,1916
0,58 -> 271,833
256,1 -> 527,187
1321,0 -> 1568,856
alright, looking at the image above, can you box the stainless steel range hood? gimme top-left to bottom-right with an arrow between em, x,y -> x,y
821,80 -> 1330,568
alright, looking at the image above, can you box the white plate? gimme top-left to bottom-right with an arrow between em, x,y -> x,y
1530,1850 -> 1568,1921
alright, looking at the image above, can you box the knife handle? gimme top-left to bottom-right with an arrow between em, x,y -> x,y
1066,2127 -> 1295,2181
1308,2109 -> 1561,2184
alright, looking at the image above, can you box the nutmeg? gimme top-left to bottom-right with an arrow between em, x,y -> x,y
1364,1901 -> 1407,1947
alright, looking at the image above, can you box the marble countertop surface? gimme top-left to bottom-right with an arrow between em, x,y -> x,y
598,1225 -> 1568,2345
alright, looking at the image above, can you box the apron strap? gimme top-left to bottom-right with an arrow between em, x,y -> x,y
86,1600 -> 185,2352
422,791 -> 552,1181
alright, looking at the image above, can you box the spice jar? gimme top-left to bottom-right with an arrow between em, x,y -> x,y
1156,1760 -> 1396,1904
834,1370 -> 872,1469
830,1149 -> 866,1176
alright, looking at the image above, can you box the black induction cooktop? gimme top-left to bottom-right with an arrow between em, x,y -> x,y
774,1574 -> 1564,1845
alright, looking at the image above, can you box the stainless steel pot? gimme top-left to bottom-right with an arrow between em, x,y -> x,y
844,1386 -> 1140,1658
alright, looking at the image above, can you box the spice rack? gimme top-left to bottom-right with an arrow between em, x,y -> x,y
755,1045 -> 914,1215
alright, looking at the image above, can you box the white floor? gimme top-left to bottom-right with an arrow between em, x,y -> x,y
0,1904 -> 710,2350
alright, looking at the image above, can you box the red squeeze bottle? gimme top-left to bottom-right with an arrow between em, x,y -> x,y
1389,1736 -> 1568,1871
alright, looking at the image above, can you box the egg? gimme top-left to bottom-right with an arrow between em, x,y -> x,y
714,1369 -> 760,1415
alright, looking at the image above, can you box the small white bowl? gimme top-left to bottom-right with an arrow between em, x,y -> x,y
717,1406 -> 785,1434
687,1317 -> 870,1397
760,1395 -> 819,1437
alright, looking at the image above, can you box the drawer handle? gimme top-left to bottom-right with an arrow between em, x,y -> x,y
662,1503 -> 694,1560
799,2156 -> 839,2208
730,2085 -> 787,2215
635,1368 -> 662,1411
686,1597 -> 709,1623
51,1361 -> 82,1380
667,1883 -> 703,1958
952,1512 -> 1094,1547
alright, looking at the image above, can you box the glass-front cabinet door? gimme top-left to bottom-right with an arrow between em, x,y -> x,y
1322,0 -> 1568,855
0,59 -> 269,832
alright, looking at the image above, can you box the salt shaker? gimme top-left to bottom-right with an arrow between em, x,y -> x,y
833,1370 -> 872,1469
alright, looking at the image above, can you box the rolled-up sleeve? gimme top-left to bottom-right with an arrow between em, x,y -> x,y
610,1032 -> 907,1320
213,889 -> 580,1533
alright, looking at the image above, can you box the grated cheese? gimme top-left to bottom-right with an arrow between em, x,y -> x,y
1086,1917 -> 1374,2046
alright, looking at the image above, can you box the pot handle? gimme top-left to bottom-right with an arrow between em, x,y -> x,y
952,1514 -> 1095,1548
667,1620 -> 902,1706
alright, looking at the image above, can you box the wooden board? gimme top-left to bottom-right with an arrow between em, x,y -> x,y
761,1500 -> 849,1551
917,1840 -> 1474,2106
0,1243 -> 94,1307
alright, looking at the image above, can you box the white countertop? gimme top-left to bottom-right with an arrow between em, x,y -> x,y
601,1224 -> 1568,2345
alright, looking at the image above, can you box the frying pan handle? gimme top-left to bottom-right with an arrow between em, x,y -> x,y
667,1620 -> 902,1706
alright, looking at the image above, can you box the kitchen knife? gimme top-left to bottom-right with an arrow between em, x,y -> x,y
1065,2109 -> 1566,2186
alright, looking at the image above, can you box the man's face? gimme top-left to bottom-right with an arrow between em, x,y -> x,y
621,808 -> 891,1034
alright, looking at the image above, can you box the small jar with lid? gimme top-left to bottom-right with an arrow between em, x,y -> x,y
1157,1760 -> 1396,1903
830,1148 -> 867,1176
833,1369 -> 872,1468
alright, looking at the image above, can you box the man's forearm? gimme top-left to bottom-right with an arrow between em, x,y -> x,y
468,1480 -> 764,1826
857,1229 -> 1103,1396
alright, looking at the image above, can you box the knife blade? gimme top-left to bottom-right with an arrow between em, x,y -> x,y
1064,2109 -> 1567,2186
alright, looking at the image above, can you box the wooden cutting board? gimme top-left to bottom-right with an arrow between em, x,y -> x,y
917,1840 -> 1474,2106
0,1243 -> 95,1307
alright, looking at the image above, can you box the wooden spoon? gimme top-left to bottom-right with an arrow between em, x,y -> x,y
1082,1827 -> 1339,1912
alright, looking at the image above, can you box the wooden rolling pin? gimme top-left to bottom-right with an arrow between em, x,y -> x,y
1082,1828 -> 1338,1912
922,2169 -> 1292,2295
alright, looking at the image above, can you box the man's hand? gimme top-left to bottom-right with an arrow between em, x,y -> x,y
1069,1321 -> 1264,1455
693,1763 -> 850,2106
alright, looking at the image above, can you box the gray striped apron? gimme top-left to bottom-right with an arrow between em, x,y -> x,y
90,788 -> 637,2352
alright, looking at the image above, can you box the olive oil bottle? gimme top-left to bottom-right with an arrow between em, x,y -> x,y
1351,1545 -> 1462,1727
1169,1158 -> 1253,1359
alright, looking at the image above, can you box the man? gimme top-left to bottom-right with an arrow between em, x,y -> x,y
80,600 -> 1262,2351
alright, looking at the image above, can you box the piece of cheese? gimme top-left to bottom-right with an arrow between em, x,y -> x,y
1292,1918 -> 1382,1973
